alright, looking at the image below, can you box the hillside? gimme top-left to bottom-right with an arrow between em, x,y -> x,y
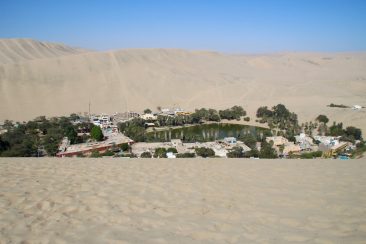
0,39 -> 365,131
0,38 -> 87,64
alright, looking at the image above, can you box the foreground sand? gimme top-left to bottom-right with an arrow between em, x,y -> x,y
1,158 -> 366,243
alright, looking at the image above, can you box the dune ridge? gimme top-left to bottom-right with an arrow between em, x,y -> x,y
0,38 -> 88,64
0,39 -> 365,131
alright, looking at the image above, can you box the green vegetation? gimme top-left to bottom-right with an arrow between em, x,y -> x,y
147,123 -> 269,143
300,151 -> 323,159
244,117 -> 250,122
195,147 -> 215,158
259,141 -> 277,159
0,115 -> 92,157
118,118 -> 146,141
227,146 -> 245,158
141,151 -> 152,158
238,134 -> 257,149
90,125 -> 104,141
352,141 -> 366,158
256,104 -> 300,141
154,148 -> 167,158
327,103 -> 349,108
167,147 -> 178,153
328,122 -> 363,142
316,115 -> 329,124
90,150 -> 101,158
193,108 -> 221,122
101,150 -> 114,157
120,143 -> 130,152
219,106 -> 246,120
118,106 -> 249,142
144,108 -> 152,114
176,152 -> 196,158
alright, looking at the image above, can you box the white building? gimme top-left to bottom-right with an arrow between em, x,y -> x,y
140,113 -> 157,121
295,133 -> 314,151
223,137 -> 237,145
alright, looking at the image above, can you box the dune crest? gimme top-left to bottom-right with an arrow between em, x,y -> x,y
0,38 -> 88,64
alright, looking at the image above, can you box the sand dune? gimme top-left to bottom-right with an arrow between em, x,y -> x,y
0,39 -> 87,64
0,39 -> 365,132
1,158 -> 366,243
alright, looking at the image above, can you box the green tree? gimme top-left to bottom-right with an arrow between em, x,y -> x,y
227,146 -> 245,158
141,151 -> 152,158
256,106 -> 273,118
167,147 -> 178,153
328,122 -> 344,137
120,143 -> 130,151
90,150 -> 101,158
345,126 -> 362,140
91,126 -> 104,141
154,148 -> 167,158
259,141 -> 277,159
316,115 -> 329,124
0,137 -> 9,155
239,134 -> 257,149
195,147 -> 215,158
176,153 -> 196,158
144,108 -> 152,114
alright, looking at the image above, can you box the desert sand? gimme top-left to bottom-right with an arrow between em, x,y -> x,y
1,158 -> 366,243
0,39 -> 365,132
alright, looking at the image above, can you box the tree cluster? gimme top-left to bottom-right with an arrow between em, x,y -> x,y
195,147 -> 215,158
0,115 -> 92,157
219,106 -> 246,120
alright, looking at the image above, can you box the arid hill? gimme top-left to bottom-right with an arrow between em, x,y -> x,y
0,39 -> 365,131
0,38 -> 86,64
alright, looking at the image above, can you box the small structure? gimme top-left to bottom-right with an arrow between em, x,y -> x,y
144,122 -> 156,128
112,112 -> 140,123
166,152 -> 176,158
321,141 -> 349,158
57,133 -> 133,157
283,142 -> 302,155
295,133 -> 314,151
352,105 -> 362,110
90,114 -> 112,128
223,137 -> 237,145
171,139 -> 183,147
140,113 -> 157,121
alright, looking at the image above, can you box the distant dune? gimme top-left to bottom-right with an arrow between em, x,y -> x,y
0,39 -> 365,131
0,38 -> 86,64
1,158 -> 366,243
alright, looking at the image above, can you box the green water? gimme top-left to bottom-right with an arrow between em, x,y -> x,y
145,123 -> 269,142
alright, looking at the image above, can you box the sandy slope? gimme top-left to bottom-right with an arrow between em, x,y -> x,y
1,158 -> 366,243
0,39 -> 365,132
0,39 -> 87,64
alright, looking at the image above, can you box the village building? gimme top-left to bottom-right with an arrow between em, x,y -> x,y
140,113 -> 158,121
112,111 -> 140,123
57,133 -> 133,157
295,133 -> 315,151
283,142 -> 302,155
